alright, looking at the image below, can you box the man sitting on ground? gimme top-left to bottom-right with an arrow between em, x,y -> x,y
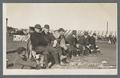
13,47 -> 37,69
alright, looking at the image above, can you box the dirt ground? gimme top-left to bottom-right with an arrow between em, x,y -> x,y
6,35 -> 117,69
51,41 -> 116,69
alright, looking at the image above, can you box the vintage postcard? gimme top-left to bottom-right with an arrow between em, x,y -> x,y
3,3 -> 117,75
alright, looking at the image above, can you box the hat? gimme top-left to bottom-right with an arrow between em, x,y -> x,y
84,31 -> 88,35
58,28 -> 65,32
29,27 -> 34,30
44,24 -> 50,29
72,30 -> 77,35
93,33 -> 96,36
34,24 -> 41,29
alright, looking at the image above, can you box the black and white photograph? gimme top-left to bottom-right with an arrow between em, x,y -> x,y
3,3 -> 117,75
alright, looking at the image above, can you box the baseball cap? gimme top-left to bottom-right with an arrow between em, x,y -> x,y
44,24 -> 50,29
34,24 -> 41,29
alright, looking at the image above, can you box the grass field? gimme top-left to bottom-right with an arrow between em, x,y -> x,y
6,35 -> 117,69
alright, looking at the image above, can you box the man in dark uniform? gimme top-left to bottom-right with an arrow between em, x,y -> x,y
89,33 -> 97,50
80,32 -> 91,55
89,33 -> 101,54
77,35 -> 84,56
30,24 -> 48,50
30,24 -> 49,68
66,30 -> 77,58
52,28 -> 68,65
42,24 -> 61,68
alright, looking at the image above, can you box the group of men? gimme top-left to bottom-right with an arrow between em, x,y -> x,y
28,24 -> 68,68
7,24 -> 100,69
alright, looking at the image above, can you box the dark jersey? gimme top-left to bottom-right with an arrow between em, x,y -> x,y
42,31 -> 55,45
30,32 -> 48,49
89,36 -> 96,45
79,35 -> 90,46
66,34 -> 77,46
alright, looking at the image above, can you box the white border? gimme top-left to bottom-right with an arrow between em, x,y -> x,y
3,3 -> 118,75
3,69 -> 117,75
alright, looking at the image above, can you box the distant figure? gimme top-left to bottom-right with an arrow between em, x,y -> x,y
108,35 -> 112,44
89,33 -> 97,50
89,33 -> 101,54
108,34 -> 116,44
113,35 -> 116,44
66,30 -> 77,58
80,32 -> 91,55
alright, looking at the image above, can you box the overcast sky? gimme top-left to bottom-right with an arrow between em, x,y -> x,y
4,3 -> 117,32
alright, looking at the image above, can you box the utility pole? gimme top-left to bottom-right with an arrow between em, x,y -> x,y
106,21 -> 108,35
6,18 -> 8,27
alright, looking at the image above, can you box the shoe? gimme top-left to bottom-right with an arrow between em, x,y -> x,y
60,55 -> 67,60
35,65 -> 42,69
60,62 -> 67,66
52,64 -> 62,68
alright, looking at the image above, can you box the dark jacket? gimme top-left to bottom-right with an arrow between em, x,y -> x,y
89,36 -> 96,45
66,34 -> 77,47
30,32 -> 48,49
42,31 -> 55,45
79,35 -> 90,46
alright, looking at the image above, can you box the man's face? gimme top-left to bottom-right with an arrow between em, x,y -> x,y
44,28 -> 49,33
60,31 -> 65,35
29,29 -> 34,33
84,35 -> 88,38
93,35 -> 97,39
35,28 -> 41,33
